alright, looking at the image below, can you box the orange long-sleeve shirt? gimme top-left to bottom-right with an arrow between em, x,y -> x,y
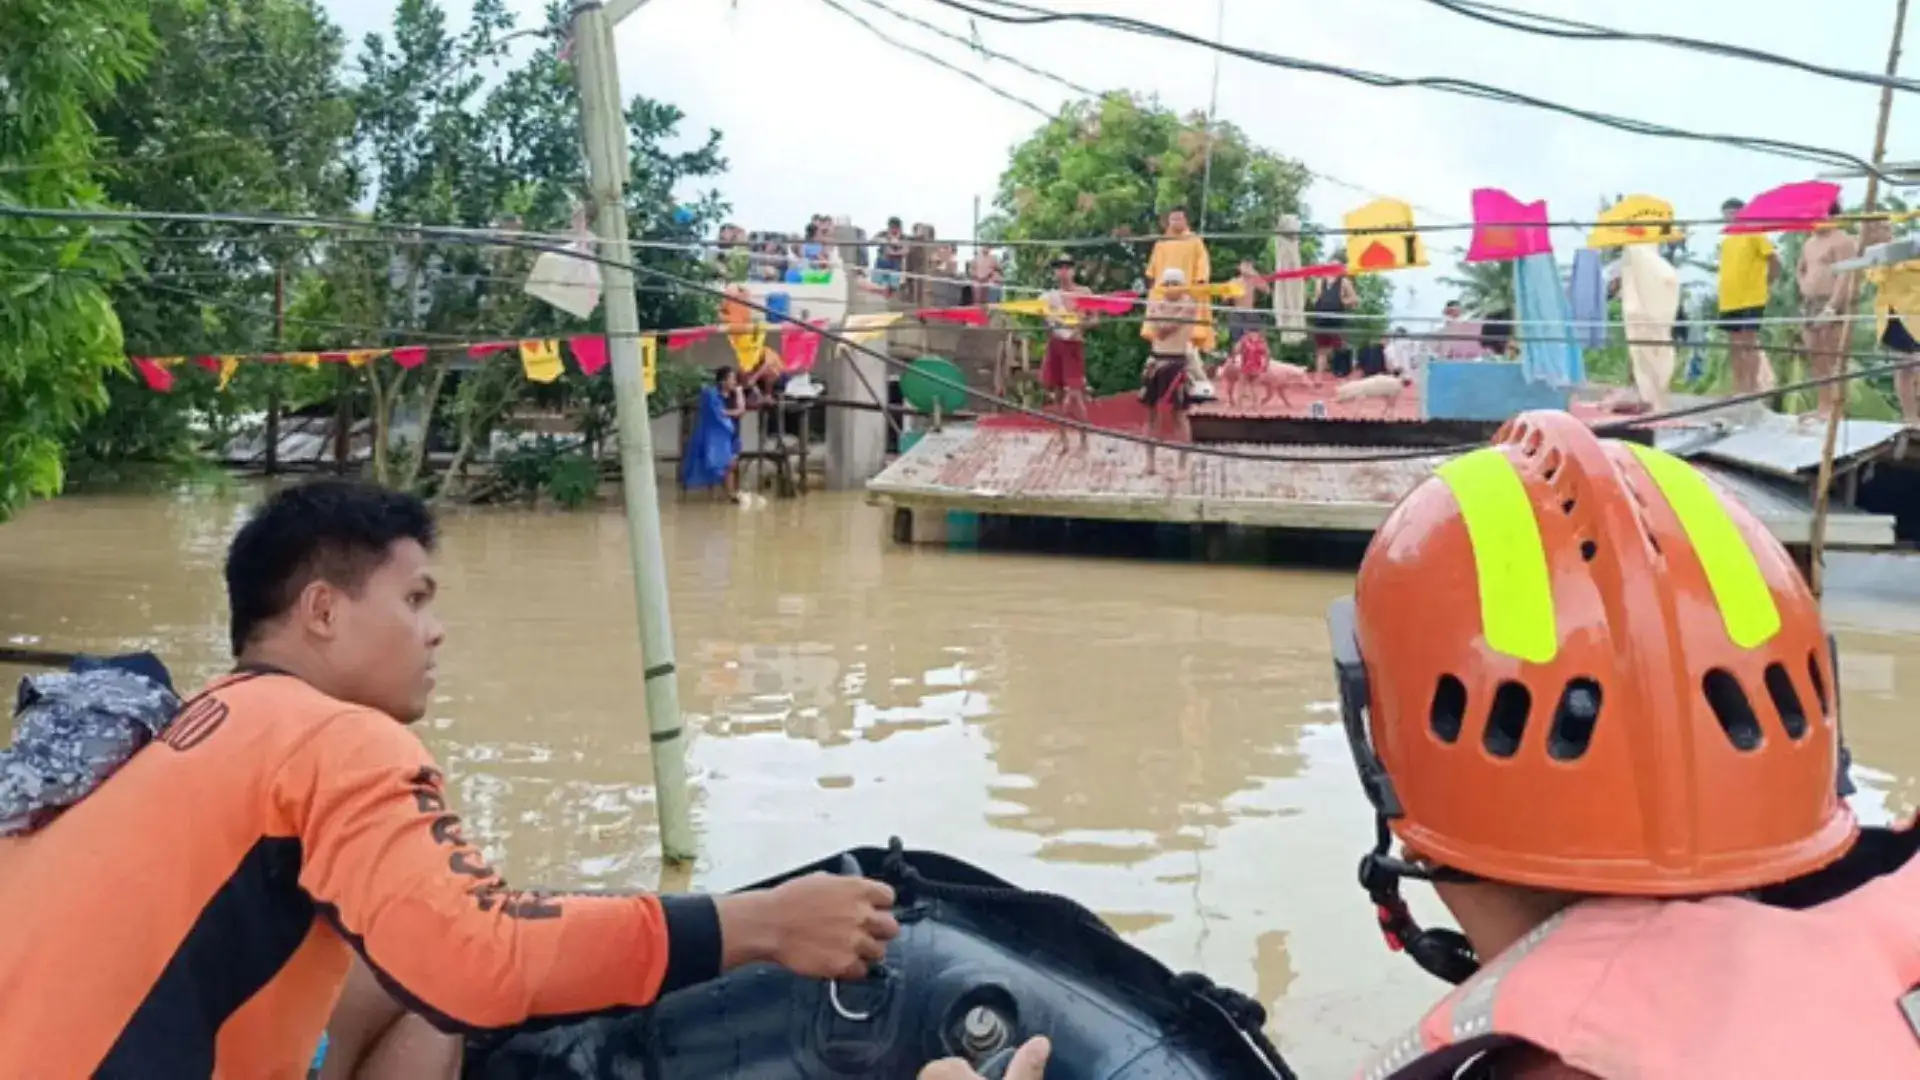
0,669 -> 719,1078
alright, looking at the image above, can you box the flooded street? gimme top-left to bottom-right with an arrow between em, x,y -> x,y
4,484 -> 1917,1074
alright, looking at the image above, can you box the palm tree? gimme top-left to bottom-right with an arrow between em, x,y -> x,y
1438,260 -> 1513,316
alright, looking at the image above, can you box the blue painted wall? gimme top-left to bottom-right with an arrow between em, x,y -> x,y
1421,361 -> 1570,421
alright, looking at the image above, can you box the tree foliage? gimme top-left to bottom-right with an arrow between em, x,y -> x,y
0,0 -> 154,520
19,0 -> 729,505
983,92 -> 1391,392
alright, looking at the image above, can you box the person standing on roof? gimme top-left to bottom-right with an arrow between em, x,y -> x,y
1796,201 -> 1860,420
1145,207 -> 1214,353
1041,254 -> 1093,447
925,409 -> 1920,1080
0,480 -> 899,1078
1718,197 -> 1783,396
1140,267 -> 1198,477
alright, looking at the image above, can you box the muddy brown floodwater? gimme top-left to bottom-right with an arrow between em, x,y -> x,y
4,484 -> 1918,1074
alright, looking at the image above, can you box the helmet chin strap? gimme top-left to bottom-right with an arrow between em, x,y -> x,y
1358,817 -> 1482,986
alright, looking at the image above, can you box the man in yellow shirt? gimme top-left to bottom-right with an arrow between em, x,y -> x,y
1717,197 -> 1782,395
1144,207 -> 1214,352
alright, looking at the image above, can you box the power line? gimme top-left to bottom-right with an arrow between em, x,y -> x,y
1420,0 -> 1920,94
921,0 -> 1894,180
814,0 -> 1056,119
6,203 -> 1918,466
851,0 -> 1465,225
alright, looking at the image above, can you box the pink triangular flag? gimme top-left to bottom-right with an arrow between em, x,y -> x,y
130,357 -> 174,392
1727,181 -> 1843,235
1466,188 -> 1552,263
391,346 -> 429,369
568,335 -> 609,376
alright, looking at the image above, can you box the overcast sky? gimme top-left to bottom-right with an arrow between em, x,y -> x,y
321,0 -> 1916,316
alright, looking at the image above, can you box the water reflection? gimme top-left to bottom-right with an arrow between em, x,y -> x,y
3,485 -> 1919,1072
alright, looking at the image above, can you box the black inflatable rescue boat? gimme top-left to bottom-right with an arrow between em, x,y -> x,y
462,839 -> 1297,1080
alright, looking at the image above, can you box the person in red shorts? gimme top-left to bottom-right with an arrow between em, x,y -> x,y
1041,255 -> 1094,447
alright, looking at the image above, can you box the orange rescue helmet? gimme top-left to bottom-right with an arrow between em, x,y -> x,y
1345,410 -> 1856,896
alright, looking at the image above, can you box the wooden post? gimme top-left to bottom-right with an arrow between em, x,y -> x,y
265,265 -> 285,475
333,365 -> 350,474
1809,0 -> 1906,599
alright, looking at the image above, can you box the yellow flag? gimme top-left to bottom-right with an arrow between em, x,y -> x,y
992,298 -> 1051,318
1194,281 -> 1244,301
286,352 -> 320,369
731,328 -> 768,371
153,356 -> 185,368
346,349 -> 383,367
1343,198 -> 1428,274
1588,195 -> 1683,249
641,335 -> 658,394
842,312 -> 903,344
218,356 -> 241,391
519,339 -> 564,384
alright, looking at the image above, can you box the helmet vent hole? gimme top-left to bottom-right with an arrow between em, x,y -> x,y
1482,681 -> 1531,759
1548,678 -> 1603,761
1763,663 -> 1809,741
1703,669 -> 1764,752
1806,650 -> 1829,716
1579,539 -> 1598,562
1430,675 -> 1468,744
1560,498 -> 1576,515
1521,428 -> 1543,456
1543,449 -> 1563,481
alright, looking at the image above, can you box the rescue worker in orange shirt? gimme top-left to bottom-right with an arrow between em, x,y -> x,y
925,410 -> 1920,1080
0,480 -> 899,1078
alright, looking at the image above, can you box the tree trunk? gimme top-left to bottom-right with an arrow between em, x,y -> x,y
397,362 -> 449,492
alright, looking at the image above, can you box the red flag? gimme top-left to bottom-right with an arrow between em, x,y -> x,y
917,307 -> 991,326
1073,292 -> 1138,316
468,341 -> 514,359
568,335 -> 610,376
666,327 -> 714,350
318,351 -> 352,364
193,355 -> 222,374
1267,262 -> 1347,282
391,346 -> 429,369
130,357 -> 174,392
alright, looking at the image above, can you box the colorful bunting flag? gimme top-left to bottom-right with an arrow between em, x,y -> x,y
519,339 -> 564,384
779,323 -> 825,374
468,342 -> 514,359
391,346 -> 428,369
286,352 -> 320,369
218,356 -> 240,391
193,356 -> 221,374
920,307 -> 991,326
569,335 -> 609,377
640,335 -> 657,394
1588,195 -> 1683,249
666,327 -> 714,350
731,328 -> 768,371
130,357 -> 175,392
1073,292 -> 1138,315
1343,198 -> 1428,273
347,350 -> 384,367
1467,188 -> 1552,262
841,312 -> 902,344
991,298 -> 1050,318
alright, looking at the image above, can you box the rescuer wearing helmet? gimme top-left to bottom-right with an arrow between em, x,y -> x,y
924,410 -> 1920,1080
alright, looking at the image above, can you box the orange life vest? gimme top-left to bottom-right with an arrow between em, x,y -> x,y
1359,833 -> 1920,1080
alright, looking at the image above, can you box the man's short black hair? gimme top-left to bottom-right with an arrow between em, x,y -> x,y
1167,205 -> 1190,218
224,480 -> 437,657
1722,198 -> 1746,213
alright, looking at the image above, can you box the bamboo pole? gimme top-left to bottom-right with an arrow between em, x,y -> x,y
1809,0 -> 1907,599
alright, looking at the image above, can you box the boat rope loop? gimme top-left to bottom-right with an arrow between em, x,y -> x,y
877,838 -> 1299,1080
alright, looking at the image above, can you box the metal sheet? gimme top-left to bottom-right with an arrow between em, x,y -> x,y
869,427 -> 1898,549
1687,412 -> 1909,479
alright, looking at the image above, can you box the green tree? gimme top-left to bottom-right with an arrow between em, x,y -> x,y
338,0 -> 727,494
60,0 -> 359,475
0,0 -> 155,520
985,92 -> 1383,393
1436,261 -> 1512,317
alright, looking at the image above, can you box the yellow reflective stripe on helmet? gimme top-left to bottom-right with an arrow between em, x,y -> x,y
1625,443 -> 1781,649
1435,448 -> 1557,664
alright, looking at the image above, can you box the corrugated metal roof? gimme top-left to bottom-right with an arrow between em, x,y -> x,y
869,427 -> 1897,548
1687,412 -> 1910,479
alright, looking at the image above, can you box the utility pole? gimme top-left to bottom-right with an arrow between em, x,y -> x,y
567,0 -> 695,861
1808,0 -> 1906,600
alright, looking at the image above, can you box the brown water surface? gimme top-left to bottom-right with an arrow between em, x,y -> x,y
3,484 -> 1915,1074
